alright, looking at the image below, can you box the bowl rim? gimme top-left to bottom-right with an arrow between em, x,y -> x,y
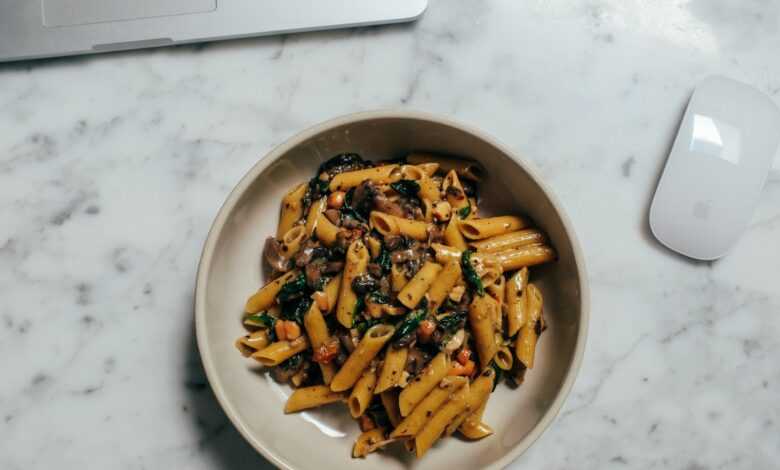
194,109 -> 590,470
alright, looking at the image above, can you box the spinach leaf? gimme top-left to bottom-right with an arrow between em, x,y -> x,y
375,247 -> 391,275
280,297 -> 311,324
392,300 -> 428,341
457,204 -> 471,219
351,295 -> 366,326
355,317 -> 380,335
461,249 -> 485,296
318,153 -> 365,175
367,291 -> 390,304
280,353 -> 304,371
438,312 -> 466,333
341,188 -> 368,223
245,312 -> 278,341
390,179 -> 421,198
277,274 -> 307,302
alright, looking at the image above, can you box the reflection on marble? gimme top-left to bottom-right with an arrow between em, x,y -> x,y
1,0 -> 778,468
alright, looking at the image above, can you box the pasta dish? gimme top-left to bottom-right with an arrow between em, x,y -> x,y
234,152 -> 555,459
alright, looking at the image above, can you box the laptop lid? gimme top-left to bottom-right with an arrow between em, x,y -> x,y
0,0 -> 427,62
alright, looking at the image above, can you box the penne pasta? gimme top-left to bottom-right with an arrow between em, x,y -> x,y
442,170 -> 470,212
245,270 -> 298,314
390,376 -> 467,438
235,329 -> 271,357
303,303 -> 337,385
314,213 -> 340,247
458,401 -> 494,439
277,183 -> 307,238
444,217 -> 469,250
390,263 -> 408,292
469,228 -> 546,253
369,211 -> 431,241
398,352 -> 451,417
330,164 -> 400,191
381,390 -> 403,427
284,385 -> 347,413
506,267 -> 529,337
459,216 -> 528,240
349,367 -> 378,418
407,153 -> 484,181
336,240 -> 369,328
457,368 -> 496,439
398,261 -> 443,309
469,295 -> 499,369
331,324 -> 395,392
252,336 -> 309,367
280,225 -> 306,258
414,383 -> 471,458
375,346 -> 409,394
304,197 -> 327,237
419,176 -> 442,202
352,428 -> 386,458
493,244 -> 557,271
426,260 -> 462,310
494,346 -> 514,371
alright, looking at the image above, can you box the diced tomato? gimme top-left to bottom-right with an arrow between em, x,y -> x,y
417,320 -> 436,343
313,338 -> 340,364
456,348 -> 472,366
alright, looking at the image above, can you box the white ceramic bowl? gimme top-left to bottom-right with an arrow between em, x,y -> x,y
195,110 -> 589,470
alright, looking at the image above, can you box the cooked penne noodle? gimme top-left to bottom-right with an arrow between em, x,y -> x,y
469,295 -> 499,369
469,228 -> 546,253
252,336 -> 309,367
277,183 -> 307,238
284,385 -> 347,413
381,390 -> 402,427
398,261 -> 443,308
459,216 -> 528,240
390,376 -> 467,438
442,170 -> 470,211
304,197 -> 327,237
352,428 -> 386,458
407,153 -> 484,181
390,263 -> 408,292
314,213 -> 340,247
414,383 -> 471,458
399,164 -> 429,181
235,329 -> 271,357
486,274 -> 505,308
412,162 -> 440,177
329,164 -> 400,191
280,225 -> 306,258
494,346 -> 514,370
475,255 -> 503,289
336,240 -> 369,328
419,176 -> 442,202
444,217 -> 468,250
515,323 -> 538,369
449,368 -> 495,437
526,283 -> 543,325
320,273 -> 342,314
458,401 -> 494,439
426,260 -> 462,310
369,211 -> 431,241
375,346 -> 409,393
506,268 -> 529,337
303,303 -> 337,384
331,324 -> 395,392
245,270 -> 298,314
493,244 -> 556,271
399,352 -> 451,416
422,198 -> 434,223
366,236 -> 382,259
349,367 -> 378,418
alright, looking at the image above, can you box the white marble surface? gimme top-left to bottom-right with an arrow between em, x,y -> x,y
1,1 -> 779,468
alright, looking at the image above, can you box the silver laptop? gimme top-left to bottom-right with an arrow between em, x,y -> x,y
0,0 -> 427,63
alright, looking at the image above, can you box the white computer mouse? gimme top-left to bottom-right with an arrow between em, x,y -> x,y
649,76 -> 780,261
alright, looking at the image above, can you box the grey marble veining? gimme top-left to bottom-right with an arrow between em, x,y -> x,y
1,1 -> 779,469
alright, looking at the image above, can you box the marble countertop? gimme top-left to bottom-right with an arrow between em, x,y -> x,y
2,1 -> 779,468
